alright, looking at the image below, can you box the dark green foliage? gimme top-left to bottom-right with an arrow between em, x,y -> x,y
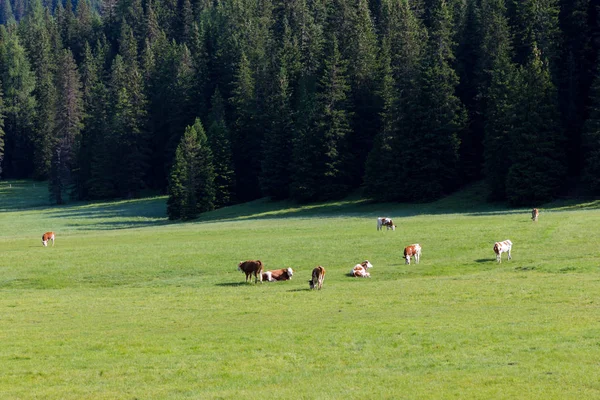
167,117 -> 215,220
0,82 -> 5,177
49,48 -> 83,204
582,58 -> 600,194
505,46 -> 567,206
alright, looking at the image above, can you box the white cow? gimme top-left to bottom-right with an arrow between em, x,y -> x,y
493,240 -> 512,263
351,260 -> 373,277
377,217 -> 396,231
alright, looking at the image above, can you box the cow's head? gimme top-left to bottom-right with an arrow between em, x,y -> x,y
308,280 -> 315,289
42,240 -> 48,247
286,268 -> 294,278
237,261 -> 243,271
362,260 -> 373,269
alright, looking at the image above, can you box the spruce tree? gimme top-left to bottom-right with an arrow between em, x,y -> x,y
0,82 -> 5,178
505,45 -> 567,205
207,88 -> 236,207
582,59 -> 600,194
481,0 -> 517,200
167,118 -> 214,220
404,0 -> 465,201
229,52 -> 262,201
0,27 -> 37,179
49,49 -> 83,204
0,0 -> 14,25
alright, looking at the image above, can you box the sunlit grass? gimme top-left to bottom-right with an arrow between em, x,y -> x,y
0,180 -> 599,399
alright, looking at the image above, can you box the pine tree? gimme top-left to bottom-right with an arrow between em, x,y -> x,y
0,27 -> 37,179
505,45 -> 567,205
229,52 -> 262,201
0,82 -> 5,177
482,0 -> 517,200
49,49 -> 83,204
582,58 -> 600,194
402,0 -> 465,201
0,0 -> 14,25
292,35 -> 353,202
260,58 -> 294,200
19,0 -> 58,180
207,88 -> 236,207
167,118 -> 214,220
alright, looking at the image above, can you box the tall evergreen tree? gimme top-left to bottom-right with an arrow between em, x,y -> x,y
0,0 -> 14,24
582,58 -> 600,194
403,0 -> 465,201
20,0 -> 58,180
505,45 -> 567,205
167,118 -> 215,220
207,87 -> 235,207
481,0 -> 517,200
292,35 -> 352,202
229,52 -> 262,201
49,48 -> 83,204
0,27 -> 37,178
0,82 -> 5,178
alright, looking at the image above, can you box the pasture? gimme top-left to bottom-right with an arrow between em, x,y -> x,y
0,181 -> 599,399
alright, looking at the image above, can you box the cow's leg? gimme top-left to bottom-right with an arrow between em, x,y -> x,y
508,249 -> 512,260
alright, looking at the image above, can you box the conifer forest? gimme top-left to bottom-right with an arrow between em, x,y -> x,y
0,0 -> 599,219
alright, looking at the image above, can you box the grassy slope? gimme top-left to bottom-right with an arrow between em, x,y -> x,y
0,181 -> 599,399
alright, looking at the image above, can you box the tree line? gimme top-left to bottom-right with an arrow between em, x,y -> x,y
0,0 -> 599,219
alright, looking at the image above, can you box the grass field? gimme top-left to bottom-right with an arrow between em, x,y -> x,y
1,181 -> 599,399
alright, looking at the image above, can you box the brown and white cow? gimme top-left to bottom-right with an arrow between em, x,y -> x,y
531,208 -> 539,222
403,244 -> 421,265
377,217 -> 396,231
309,266 -> 326,290
493,240 -> 512,263
42,231 -> 55,247
262,268 -> 294,282
238,260 -> 264,283
351,260 -> 373,277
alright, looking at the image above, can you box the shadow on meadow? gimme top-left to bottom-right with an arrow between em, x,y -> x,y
0,181 -> 50,210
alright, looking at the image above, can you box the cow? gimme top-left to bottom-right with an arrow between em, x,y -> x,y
493,240 -> 512,263
42,231 -> 55,247
404,244 -> 421,265
351,260 -> 373,277
377,217 -> 396,231
238,260 -> 264,283
531,208 -> 539,222
309,266 -> 326,290
262,268 -> 294,282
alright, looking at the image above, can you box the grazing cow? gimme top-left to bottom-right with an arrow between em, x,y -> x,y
262,268 -> 294,282
309,266 -> 326,290
42,231 -> 55,247
351,260 -> 373,278
238,260 -> 264,283
377,217 -> 396,231
531,208 -> 539,222
404,244 -> 421,265
493,240 -> 512,263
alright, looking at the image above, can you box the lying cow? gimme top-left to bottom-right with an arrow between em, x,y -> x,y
531,208 -> 539,222
493,240 -> 512,263
238,260 -> 264,283
42,231 -> 55,247
377,217 -> 396,231
262,268 -> 294,282
404,244 -> 421,265
309,266 -> 326,290
351,260 -> 373,277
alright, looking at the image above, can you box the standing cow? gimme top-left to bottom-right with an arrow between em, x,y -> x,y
238,260 -> 264,283
262,268 -> 294,282
377,217 -> 396,231
404,244 -> 421,265
493,240 -> 512,263
351,260 -> 373,277
42,231 -> 55,247
309,266 -> 326,290
531,208 -> 539,222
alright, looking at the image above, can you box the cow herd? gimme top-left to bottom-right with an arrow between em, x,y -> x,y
41,209 -> 540,290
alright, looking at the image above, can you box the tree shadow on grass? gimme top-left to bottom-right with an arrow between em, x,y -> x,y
475,259 -> 494,263
288,288 -> 312,292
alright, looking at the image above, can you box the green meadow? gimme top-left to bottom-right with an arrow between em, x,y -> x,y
1,181 -> 599,399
